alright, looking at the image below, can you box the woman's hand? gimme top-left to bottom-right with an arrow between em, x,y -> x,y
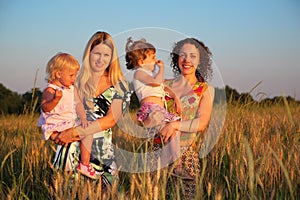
173,96 -> 182,115
55,127 -> 80,146
160,121 -> 180,143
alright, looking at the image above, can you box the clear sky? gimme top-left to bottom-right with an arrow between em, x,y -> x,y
0,0 -> 299,100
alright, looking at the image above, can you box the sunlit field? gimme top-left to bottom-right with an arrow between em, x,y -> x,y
0,101 -> 299,199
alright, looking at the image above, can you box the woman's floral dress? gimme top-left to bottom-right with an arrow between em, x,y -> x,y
165,79 -> 208,199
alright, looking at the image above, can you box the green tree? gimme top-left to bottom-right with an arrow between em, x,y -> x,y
0,83 -> 23,114
22,88 -> 43,113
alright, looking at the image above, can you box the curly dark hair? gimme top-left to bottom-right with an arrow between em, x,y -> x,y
125,37 -> 156,70
170,38 -> 213,82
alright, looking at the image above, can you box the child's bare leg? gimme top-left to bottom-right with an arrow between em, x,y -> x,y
170,131 -> 193,179
168,131 -> 181,163
77,134 -> 97,179
159,129 -> 180,168
144,110 -> 165,128
80,134 -> 93,165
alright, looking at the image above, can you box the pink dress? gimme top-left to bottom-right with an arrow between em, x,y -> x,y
37,83 -> 77,140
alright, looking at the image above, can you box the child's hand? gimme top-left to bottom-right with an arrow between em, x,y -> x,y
54,89 -> 63,101
174,96 -> 182,115
156,60 -> 164,69
80,118 -> 89,129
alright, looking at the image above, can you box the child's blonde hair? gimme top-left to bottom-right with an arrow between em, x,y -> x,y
46,52 -> 80,83
125,37 -> 156,70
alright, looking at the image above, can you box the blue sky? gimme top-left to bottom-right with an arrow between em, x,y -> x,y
0,0 -> 299,100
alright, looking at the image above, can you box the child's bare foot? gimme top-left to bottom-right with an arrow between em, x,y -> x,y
77,162 -> 99,179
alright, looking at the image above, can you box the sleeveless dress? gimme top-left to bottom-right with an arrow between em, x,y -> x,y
52,83 -> 130,186
164,79 -> 208,199
37,83 -> 77,140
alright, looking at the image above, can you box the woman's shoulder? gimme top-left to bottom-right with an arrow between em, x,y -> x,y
193,82 -> 214,98
203,83 -> 215,100
200,82 -> 214,93
164,78 -> 175,82
205,83 -> 214,92
111,79 -> 132,99
201,82 -> 213,89
164,78 -> 175,87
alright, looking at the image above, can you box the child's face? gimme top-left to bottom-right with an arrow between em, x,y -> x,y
57,68 -> 78,87
141,51 -> 157,71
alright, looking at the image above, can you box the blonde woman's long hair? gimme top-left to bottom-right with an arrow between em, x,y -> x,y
76,31 -> 126,102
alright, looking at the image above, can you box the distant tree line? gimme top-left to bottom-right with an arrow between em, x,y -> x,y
0,83 -> 42,114
0,83 -> 299,115
214,85 -> 300,105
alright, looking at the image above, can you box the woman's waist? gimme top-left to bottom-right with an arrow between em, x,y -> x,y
180,132 -> 197,146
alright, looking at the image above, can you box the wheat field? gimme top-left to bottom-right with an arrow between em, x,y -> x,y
0,101 -> 299,199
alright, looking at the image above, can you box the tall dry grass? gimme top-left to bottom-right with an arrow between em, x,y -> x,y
0,100 -> 299,199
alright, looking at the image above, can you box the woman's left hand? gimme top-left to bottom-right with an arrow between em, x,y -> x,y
55,127 -> 80,146
173,96 -> 182,114
160,121 -> 180,142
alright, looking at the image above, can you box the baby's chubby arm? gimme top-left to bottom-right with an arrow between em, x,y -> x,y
41,87 -> 62,112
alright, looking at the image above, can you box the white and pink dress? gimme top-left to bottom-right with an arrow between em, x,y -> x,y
37,83 -> 78,140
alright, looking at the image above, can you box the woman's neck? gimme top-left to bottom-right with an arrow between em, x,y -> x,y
171,75 -> 198,98
178,74 -> 198,86
94,72 -> 111,97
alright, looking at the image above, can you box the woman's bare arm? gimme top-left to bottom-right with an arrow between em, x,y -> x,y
56,99 -> 123,145
160,86 -> 214,142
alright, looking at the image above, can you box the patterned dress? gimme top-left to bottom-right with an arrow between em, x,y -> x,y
53,82 -> 130,186
164,79 -> 208,199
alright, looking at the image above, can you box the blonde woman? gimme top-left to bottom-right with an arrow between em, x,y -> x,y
52,31 -> 128,186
